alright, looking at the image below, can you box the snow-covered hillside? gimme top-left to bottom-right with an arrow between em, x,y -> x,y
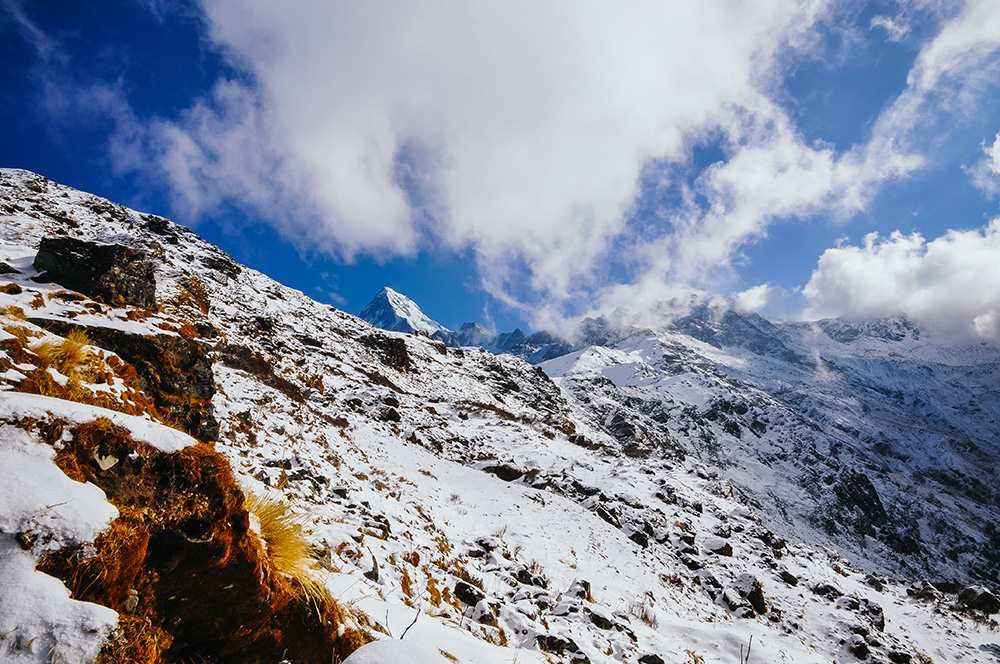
1,169 -> 999,664
541,301 -> 1000,587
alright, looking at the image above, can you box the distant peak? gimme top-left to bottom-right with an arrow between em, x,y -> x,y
359,286 -> 452,338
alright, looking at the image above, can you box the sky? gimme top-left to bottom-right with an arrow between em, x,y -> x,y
2,1 -> 1000,341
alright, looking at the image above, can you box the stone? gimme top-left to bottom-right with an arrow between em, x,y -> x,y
957,586 -> 1000,614
454,581 -> 485,607
704,536 -> 733,556
33,236 -> 156,309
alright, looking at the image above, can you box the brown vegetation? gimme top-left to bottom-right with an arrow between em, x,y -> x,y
35,418 -> 371,663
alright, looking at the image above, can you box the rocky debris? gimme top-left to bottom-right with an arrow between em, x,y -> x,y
907,581 -> 943,602
813,583 -> 845,600
454,581 -> 486,607
216,343 -> 305,404
834,471 -> 888,536
704,536 -> 733,556
33,236 -> 157,309
482,463 -> 524,482
536,634 -> 588,663
0,260 -> 18,274
359,333 -> 412,372
722,573 -> 768,618
779,569 -> 800,586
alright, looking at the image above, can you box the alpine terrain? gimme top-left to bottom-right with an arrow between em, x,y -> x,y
1,168 -> 999,664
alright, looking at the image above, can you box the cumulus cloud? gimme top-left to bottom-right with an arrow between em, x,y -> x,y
98,0 -> 1000,327
802,221 -> 1000,340
128,1 -> 840,312
734,284 -> 790,318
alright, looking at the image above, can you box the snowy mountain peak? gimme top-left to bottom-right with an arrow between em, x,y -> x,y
359,286 -> 453,339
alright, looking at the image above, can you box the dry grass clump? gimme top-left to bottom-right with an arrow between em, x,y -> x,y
97,614 -> 169,664
244,491 -> 327,603
0,304 -> 27,319
31,329 -> 95,379
628,599 -> 659,629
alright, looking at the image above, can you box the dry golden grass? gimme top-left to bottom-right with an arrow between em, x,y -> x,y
629,599 -> 659,629
0,305 -> 26,320
96,615 -> 169,664
31,329 -> 95,379
244,491 -> 327,603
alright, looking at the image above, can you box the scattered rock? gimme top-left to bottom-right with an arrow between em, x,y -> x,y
0,261 -> 18,274
536,634 -> 582,656
569,579 -> 592,600
779,570 -> 799,586
813,583 -> 844,600
359,334 -> 411,372
703,536 -> 733,556
33,236 -> 156,309
454,581 -> 485,607
585,606 -> 614,630
907,581 -> 942,602
957,586 -> 1000,614
482,463 -> 523,482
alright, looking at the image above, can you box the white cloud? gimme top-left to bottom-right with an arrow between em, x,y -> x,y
871,14 -> 910,42
967,131 -> 1000,197
103,0 -> 1000,328
802,221 -> 1000,341
133,0 -> 833,311
734,283 -> 789,317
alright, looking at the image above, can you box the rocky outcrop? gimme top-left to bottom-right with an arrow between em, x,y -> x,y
33,236 -> 157,309
33,320 -> 219,441
33,417 -> 369,663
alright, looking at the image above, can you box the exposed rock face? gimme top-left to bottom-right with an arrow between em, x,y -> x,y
34,320 -> 219,441
33,236 -> 157,309
37,418 -> 366,663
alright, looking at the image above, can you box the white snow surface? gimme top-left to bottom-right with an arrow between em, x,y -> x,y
2,168 -> 1000,663
0,392 -> 196,453
0,424 -> 118,663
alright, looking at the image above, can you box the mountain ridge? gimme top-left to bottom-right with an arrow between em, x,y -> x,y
1,168 -> 999,664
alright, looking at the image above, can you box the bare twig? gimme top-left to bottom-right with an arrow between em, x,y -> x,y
400,603 -> 421,640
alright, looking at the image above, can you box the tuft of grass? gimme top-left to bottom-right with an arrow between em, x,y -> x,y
244,491 -> 327,603
628,599 -> 659,629
97,615 -> 167,664
31,329 -> 94,379
0,304 -> 26,319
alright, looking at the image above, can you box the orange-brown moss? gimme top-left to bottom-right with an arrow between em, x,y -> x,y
0,282 -> 22,295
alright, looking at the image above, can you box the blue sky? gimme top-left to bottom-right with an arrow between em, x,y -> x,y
3,1 -> 1000,340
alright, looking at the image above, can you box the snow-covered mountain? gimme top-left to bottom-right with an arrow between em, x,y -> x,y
2,168 -> 999,664
359,286 -> 459,346
543,304 -> 1000,587
360,290 -> 572,361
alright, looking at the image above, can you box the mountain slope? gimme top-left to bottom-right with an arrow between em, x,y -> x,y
1,169 -> 999,664
543,304 -> 1000,586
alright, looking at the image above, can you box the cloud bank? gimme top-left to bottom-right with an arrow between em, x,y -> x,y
803,220 -> 1000,340
16,0 -> 1000,335
126,1 -> 847,318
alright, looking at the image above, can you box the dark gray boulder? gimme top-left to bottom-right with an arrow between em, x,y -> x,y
33,236 -> 156,309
